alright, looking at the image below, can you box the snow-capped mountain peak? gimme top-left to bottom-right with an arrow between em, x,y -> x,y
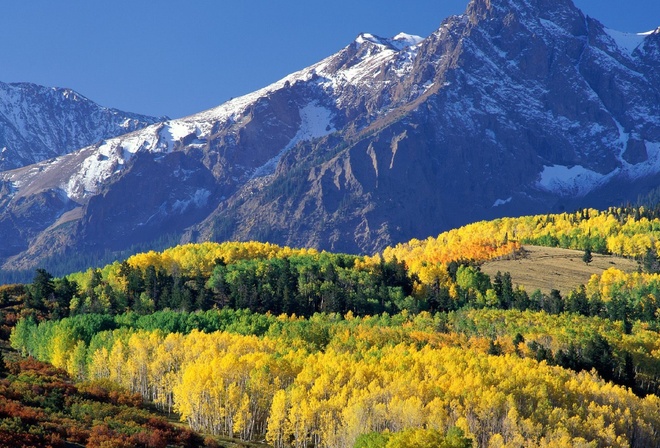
0,81 -> 164,171
1,0 -> 659,272
391,32 -> 424,49
354,32 -> 424,51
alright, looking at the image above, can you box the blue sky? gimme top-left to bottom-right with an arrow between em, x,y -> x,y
1,0 -> 658,119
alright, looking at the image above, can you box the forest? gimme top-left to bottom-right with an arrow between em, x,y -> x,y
3,207 -> 660,447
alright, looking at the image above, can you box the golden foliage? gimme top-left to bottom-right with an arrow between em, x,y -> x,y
76,320 -> 660,447
126,241 -> 318,277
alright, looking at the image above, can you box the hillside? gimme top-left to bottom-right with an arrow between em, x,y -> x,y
481,245 -> 639,294
0,354 -> 207,447
9,308 -> 660,447
4,206 -> 660,446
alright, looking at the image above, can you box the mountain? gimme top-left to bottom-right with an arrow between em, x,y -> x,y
0,82 -> 165,171
1,0 -> 659,272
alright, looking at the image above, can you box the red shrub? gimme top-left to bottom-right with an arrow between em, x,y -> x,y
86,424 -> 132,448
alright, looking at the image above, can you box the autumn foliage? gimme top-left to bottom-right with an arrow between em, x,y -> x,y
7,205 -> 660,447
0,356 -> 204,447
9,309 -> 660,447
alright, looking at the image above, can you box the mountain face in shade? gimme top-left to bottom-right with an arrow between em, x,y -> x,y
1,0 -> 659,271
0,82 -> 164,171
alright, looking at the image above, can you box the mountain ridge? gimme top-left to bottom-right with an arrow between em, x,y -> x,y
0,81 -> 165,171
0,0 -> 659,272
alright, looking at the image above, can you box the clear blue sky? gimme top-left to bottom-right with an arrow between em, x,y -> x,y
1,0 -> 658,119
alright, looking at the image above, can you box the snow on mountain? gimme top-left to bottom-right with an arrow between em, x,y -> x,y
537,165 -> 612,197
391,33 -> 425,49
252,101 -> 335,179
604,28 -> 654,55
355,32 -> 423,50
537,138 -> 660,197
63,128 -> 168,201
55,98 -> 335,201
2,27 -> 426,204
0,82 -> 164,171
1,0 -> 660,272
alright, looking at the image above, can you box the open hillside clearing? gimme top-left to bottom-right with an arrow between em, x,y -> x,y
480,245 -> 640,295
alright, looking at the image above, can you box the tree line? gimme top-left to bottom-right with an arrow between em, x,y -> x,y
16,249 -> 660,341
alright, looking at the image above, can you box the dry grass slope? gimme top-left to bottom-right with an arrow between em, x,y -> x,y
480,245 -> 639,295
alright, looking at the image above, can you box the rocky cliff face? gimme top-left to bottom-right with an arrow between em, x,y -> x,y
0,82 -> 164,171
1,0 -> 659,272
192,0 -> 660,253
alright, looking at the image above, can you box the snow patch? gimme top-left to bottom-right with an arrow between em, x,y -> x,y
612,118 -> 630,162
65,146 -> 120,199
539,19 -> 570,36
252,102 -> 335,178
589,123 -> 605,136
165,121 -> 193,141
355,32 -> 423,51
159,121 -> 196,151
538,137 -> 660,197
624,141 -> 660,180
341,46 -> 397,82
536,165 -> 613,197
296,102 -> 336,139
61,121 -> 171,200
355,33 -> 383,46
493,197 -> 512,207
391,33 -> 424,49
172,189 -> 211,213
604,28 -> 651,55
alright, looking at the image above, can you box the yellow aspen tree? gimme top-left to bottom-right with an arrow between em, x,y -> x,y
49,330 -> 75,371
125,332 -> 160,398
88,347 -> 111,380
66,340 -> 88,380
108,338 -> 127,386
266,389 -> 289,448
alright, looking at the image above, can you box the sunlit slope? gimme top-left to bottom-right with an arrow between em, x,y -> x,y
481,245 -> 639,294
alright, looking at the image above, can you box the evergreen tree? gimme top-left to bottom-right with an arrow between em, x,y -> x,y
26,268 -> 55,311
194,272 -> 212,311
545,289 -> 564,314
501,272 -> 514,309
643,247 -> 660,273
0,290 -> 9,306
584,334 -> 615,381
621,352 -> 636,388
0,351 -> 6,376
493,271 -> 503,303
487,340 -> 502,356
528,289 -> 544,311
144,265 -> 159,301
582,247 -> 593,265
588,293 -> 605,317
566,285 -> 589,315
512,287 -> 530,311
555,343 -> 581,371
